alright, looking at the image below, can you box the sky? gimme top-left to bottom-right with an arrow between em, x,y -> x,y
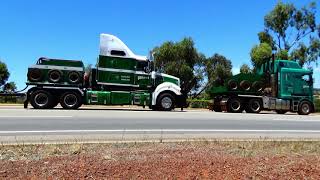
0,0 -> 319,89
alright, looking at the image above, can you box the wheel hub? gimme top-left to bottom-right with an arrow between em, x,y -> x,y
302,104 -> 310,114
64,94 -> 78,107
251,101 -> 260,111
161,97 -> 172,109
69,72 -> 79,83
49,71 -> 60,82
231,101 -> 241,111
34,93 -> 48,107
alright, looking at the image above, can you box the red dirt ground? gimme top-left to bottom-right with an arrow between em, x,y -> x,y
1,142 -> 320,179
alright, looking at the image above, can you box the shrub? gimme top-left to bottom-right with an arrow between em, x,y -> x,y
315,97 -> 320,112
188,99 -> 211,109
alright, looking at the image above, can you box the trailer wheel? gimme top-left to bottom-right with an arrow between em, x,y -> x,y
60,92 -> 82,110
48,70 -> 63,83
245,99 -> 262,113
28,68 -> 42,82
227,80 -> 238,90
227,98 -> 243,113
240,80 -> 251,91
298,101 -> 312,115
68,71 -> 81,84
252,81 -> 263,92
30,90 -> 53,109
157,93 -> 175,111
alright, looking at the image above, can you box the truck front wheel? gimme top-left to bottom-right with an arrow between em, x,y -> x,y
30,90 -> 53,109
298,101 -> 312,115
157,93 -> 175,111
60,92 -> 82,110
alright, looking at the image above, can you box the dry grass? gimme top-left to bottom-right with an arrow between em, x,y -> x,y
1,140 -> 320,161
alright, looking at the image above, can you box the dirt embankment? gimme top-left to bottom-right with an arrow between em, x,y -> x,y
1,141 -> 320,179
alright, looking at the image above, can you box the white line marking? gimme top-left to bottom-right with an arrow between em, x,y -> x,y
272,118 -> 319,122
1,129 -> 320,134
0,116 -> 72,118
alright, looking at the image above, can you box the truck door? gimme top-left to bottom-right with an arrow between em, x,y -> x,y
134,60 -> 151,89
280,70 -> 294,98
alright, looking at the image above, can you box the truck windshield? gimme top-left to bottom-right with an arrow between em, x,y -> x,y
137,60 -> 153,73
302,74 -> 312,85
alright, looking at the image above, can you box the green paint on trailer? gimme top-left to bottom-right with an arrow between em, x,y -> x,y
111,91 -> 131,105
86,90 -> 151,106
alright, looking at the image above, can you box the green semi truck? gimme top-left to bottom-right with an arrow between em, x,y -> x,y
25,34 -> 187,111
209,57 -> 315,115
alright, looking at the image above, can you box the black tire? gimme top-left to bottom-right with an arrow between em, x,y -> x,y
275,110 -> 287,114
227,98 -> 243,113
68,71 -> 81,84
27,68 -> 42,82
156,93 -> 175,111
60,91 -> 82,109
298,101 -> 312,115
30,90 -> 53,109
213,105 -> 222,112
245,99 -> 262,113
240,80 -> 251,91
48,69 -> 63,83
227,80 -> 238,90
252,81 -> 263,92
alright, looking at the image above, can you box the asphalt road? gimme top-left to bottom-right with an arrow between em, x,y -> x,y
0,106 -> 319,143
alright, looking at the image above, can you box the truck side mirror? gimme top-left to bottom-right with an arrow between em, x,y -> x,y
144,60 -> 151,73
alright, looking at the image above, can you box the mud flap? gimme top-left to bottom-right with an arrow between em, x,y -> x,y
220,97 -> 229,112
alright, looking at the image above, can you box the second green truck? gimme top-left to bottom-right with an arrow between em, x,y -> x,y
209,58 -> 315,115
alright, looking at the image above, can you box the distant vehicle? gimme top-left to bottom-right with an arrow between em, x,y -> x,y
209,57 -> 315,115
25,34 -> 187,111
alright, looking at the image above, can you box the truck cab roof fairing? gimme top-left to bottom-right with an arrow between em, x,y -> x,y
99,34 -> 147,61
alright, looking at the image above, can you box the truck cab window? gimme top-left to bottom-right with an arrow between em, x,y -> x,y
110,50 -> 126,56
136,61 -> 148,71
301,74 -> 312,85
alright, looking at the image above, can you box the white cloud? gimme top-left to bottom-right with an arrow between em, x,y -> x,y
232,67 -> 240,75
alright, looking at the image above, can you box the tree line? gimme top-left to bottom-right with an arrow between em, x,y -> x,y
0,60 -> 16,93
